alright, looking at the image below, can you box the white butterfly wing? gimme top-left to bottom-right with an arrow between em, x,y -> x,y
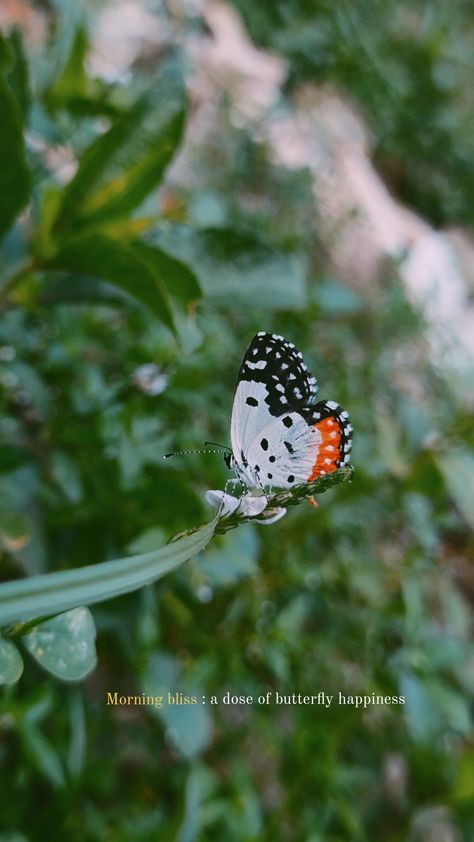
244,412 -> 321,489
229,332 -> 352,490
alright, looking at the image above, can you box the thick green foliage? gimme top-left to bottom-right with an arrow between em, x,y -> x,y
0,4 -> 473,842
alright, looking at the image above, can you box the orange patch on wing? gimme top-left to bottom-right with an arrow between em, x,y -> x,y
307,417 -> 341,481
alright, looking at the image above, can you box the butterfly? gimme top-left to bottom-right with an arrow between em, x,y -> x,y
226,332 -> 352,491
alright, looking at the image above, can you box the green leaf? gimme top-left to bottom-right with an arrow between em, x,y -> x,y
141,654 -> 212,758
33,184 -> 63,261
0,515 -> 218,626
44,24 -> 114,118
177,766 -> 209,842
427,679 -> 471,736
47,26 -> 88,104
435,447 -> 474,531
17,720 -> 65,788
400,673 -> 437,742
155,226 -> 307,311
400,672 -> 471,741
46,233 -> 177,333
56,65 -> 185,230
67,688 -> 86,778
0,637 -> 24,684
50,451 -> 83,504
133,241 -> 201,306
23,607 -> 97,681
5,28 -> 30,118
0,78 -> 30,239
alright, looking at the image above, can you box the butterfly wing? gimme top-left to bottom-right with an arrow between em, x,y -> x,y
244,399 -> 352,488
230,332 -> 352,489
230,332 -> 316,456
237,331 -> 318,411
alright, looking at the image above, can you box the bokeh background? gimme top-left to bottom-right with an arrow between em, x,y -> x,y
0,1 -> 473,840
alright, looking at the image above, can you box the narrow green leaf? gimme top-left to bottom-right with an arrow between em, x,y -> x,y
50,451 -> 83,504
56,95 -> 149,222
0,79 -> 30,239
45,27 -> 116,118
5,28 -> 31,118
399,673 -> 437,742
78,109 -> 184,227
56,65 -> 185,230
0,516 -> 217,626
177,766 -> 207,842
33,184 -> 63,261
47,233 -> 177,333
17,720 -> 66,788
0,636 -> 24,684
47,26 -> 88,103
39,0 -> 87,89
23,607 -> 97,681
67,688 -> 86,778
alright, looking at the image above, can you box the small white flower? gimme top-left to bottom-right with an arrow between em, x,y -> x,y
205,490 -> 241,516
238,492 -> 268,517
255,507 -> 287,524
132,364 -> 168,396
205,490 -> 286,524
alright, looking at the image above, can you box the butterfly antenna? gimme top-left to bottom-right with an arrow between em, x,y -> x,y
163,442 -> 230,460
203,441 -> 232,453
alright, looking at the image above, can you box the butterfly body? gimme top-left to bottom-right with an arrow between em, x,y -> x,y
229,332 -> 352,491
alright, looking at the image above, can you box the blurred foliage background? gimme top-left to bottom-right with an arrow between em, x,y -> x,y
0,0 -> 473,840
